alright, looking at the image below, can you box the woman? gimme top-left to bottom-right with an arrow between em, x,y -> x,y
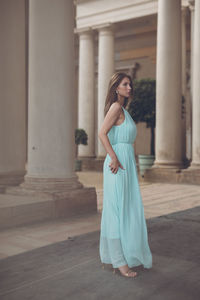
98,72 -> 152,278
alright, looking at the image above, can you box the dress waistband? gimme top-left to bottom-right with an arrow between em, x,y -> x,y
112,142 -> 133,145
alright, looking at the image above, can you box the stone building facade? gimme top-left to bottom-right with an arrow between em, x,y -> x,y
75,0 -> 200,183
0,0 -> 200,196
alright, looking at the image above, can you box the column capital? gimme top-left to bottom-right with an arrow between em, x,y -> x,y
74,28 -> 94,43
93,23 -> 114,34
181,6 -> 188,15
74,27 -> 93,35
188,0 -> 195,11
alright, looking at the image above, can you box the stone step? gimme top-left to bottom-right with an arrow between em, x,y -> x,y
143,167 -> 200,185
0,187 -> 97,230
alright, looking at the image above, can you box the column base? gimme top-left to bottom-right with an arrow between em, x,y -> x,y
142,164 -> 200,185
142,166 -> 182,183
179,164 -> 200,185
153,160 -> 184,169
0,171 -> 25,190
186,163 -> 200,170
2,176 -> 97,230
20,175 -> 83,192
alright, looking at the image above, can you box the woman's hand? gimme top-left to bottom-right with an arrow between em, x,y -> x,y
109,157 -> 125,174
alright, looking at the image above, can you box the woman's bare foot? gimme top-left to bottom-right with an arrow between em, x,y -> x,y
118,264 -> 137,278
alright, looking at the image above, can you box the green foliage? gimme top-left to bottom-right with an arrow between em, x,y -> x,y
128,78 -> 156,155
128,78 -> 156,129
75,129 -> 88,146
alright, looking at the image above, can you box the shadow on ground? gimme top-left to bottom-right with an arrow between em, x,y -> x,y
0,206 -> 200,300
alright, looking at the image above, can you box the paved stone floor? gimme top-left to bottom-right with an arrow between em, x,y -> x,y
0,206 -> 200,300
0,171 -> 200,299
1,172 -> 200,259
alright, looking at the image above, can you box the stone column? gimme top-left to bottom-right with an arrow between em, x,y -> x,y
190,0 -> 200,167
189,1 -> 195,97
0,0 -> 26,186
186,1 -> 195,161
181,7 -> 187,164
77,29 -> 95,158
97,24 -> 114,157
154,0 -> 182,168
20,0 -> 90,193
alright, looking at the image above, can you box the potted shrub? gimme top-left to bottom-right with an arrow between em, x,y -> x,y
128,78 -> 156,177
74,128 -> 88,171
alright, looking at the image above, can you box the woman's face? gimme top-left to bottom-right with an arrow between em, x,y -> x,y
116,77 -> 132,98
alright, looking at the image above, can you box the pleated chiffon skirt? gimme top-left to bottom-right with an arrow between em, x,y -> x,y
99,107 -> 152,269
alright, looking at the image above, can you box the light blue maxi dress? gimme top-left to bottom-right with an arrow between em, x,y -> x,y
99,106 -> 152,269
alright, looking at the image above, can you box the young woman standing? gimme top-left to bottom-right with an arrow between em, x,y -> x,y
98,72 -> 152,278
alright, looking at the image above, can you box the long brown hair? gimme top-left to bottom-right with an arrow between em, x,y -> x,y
104,72 -> 133,116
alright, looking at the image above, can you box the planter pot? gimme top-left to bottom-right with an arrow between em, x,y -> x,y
75,159 -> 82,172
138,154 -> 155,177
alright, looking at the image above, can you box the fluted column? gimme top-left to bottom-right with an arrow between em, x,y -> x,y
154,0 -> 182,168
97,25 -> 114,157
0,0 -> 26,186
190,0 -> 200,167
77,29 -> 95,157
22,0 -> 82,190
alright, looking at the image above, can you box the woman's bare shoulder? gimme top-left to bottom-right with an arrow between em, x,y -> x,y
109,102 -> 121,114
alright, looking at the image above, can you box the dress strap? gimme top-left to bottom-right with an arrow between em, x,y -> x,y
121,106 -> 126,112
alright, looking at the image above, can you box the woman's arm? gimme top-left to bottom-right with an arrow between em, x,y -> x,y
98,102 -> 125,174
